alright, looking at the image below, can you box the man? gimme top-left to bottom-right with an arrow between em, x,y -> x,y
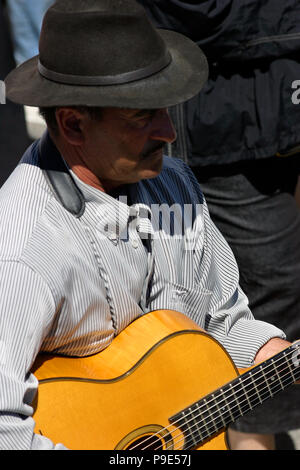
2,0 -> 297,450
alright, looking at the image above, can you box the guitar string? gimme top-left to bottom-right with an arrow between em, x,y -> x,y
181,366 -> 300,450
130,346 -> 299,450
131,347 -> 299,450
149,366 -> 300,451
164,366 -> 300,451
170,374 -> 298,450
171,368 -> 300,450
128,346 -> 299,451
145,366 -> 300,451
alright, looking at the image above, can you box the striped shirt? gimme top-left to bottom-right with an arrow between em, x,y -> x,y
0,139 -> 284,449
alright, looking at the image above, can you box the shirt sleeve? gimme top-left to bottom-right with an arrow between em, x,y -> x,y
0,260 -> 67,449
182,163 -> 286,368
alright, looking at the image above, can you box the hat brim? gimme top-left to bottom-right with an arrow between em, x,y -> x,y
5,30 -> 208,109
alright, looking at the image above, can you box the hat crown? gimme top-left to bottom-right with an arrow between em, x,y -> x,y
5,0 -> 208,109
39,0 -> 167,79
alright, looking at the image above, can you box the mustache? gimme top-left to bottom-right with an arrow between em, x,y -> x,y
141,142 -> 165,159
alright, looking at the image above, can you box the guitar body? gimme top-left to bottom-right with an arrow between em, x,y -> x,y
32,309 -> 240,450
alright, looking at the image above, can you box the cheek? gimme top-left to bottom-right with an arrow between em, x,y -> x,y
122,126 -> 150,154
92,126 -> 149,170
120,142 -> 147,167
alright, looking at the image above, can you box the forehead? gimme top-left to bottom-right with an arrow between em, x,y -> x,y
103,107 -> 162,118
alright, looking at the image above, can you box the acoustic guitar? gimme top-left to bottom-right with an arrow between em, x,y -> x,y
32,309 -> 300,450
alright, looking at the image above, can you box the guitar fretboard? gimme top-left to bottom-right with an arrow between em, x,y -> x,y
169,341 -> 300,449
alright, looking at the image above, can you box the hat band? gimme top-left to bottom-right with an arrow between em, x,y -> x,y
38,52 -> 172,86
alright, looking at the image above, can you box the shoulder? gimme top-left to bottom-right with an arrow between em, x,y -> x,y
0,140 -> 53,259
161,155 -> 199,182
152,156 -> 204,204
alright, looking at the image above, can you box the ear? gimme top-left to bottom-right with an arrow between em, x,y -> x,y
55,108 -> 87,145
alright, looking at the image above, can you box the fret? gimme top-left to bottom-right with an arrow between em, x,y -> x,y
192,403 -> 205,443
202,397 -> 219,434
238,375 -> 253,411
243,358 -> 288,408
229,382 -> 243,417
261,362 -> 279,396
169,402 -> 206,449
182,409 -> 197,449
189,406 -> 203,447
188,394 -> 226,445
285,352 -> 296,382
220,387 -> 236,423
216,390 -> 227,428
248,370 -> 263,405
260,365 -> 274,398
186,402 -> 216,449
271,357 -> 284,390
193,402 -> 208,442
213,388 -> 240,429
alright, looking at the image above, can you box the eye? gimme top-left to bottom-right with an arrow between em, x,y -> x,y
131,110 -> 157,127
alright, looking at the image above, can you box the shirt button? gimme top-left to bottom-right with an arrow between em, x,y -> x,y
107,233 -> 118,245
131,238 -> 139,249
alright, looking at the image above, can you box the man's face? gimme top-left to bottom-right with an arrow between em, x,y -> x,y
80,107 -> 176,191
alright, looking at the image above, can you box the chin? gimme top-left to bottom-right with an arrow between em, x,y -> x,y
141,166 -> 163,180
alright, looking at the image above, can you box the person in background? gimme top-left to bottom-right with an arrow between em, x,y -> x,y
138,0 -> 300,450
5,0 -> 53,139
5,0 -> 54,65
0,0 -> 32,186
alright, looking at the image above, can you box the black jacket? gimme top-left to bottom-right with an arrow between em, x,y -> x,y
138,0 -> 300,167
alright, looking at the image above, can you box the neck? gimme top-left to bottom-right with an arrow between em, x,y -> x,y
69,162 -> 106,193
52,135 -> 107,193
169,341 -> 300,449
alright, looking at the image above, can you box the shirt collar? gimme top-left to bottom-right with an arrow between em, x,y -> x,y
70,171 -> 154,239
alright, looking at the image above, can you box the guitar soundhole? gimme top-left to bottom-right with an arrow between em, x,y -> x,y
126,434 -> 163,451
115,425 -> 174,450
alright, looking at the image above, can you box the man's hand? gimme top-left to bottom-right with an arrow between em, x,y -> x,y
255,338 -> 300,384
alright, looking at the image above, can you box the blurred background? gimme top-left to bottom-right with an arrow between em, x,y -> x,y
0,0 -> 48,187
0,0 -> 31,187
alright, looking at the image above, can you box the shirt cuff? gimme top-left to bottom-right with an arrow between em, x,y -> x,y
220,319 -> 286,368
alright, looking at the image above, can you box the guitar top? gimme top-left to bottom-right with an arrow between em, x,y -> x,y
32,309 -> 300,450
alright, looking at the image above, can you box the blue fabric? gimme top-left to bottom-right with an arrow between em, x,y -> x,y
6,0 -> 54,65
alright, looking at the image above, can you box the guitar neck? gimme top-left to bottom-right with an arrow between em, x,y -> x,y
170,341 -> 300,449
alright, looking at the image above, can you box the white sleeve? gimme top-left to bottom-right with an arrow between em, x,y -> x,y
0,260 -> 66,449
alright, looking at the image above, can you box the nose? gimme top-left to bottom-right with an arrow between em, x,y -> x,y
150,109 -> 177,144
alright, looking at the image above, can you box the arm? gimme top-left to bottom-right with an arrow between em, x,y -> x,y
255,338 -> 300,385
254,337 -> 293,364
250,338 -> 300,385
0,260 -> 67,449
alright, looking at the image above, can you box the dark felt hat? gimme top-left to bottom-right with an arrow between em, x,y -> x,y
5,0 -> 208,109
